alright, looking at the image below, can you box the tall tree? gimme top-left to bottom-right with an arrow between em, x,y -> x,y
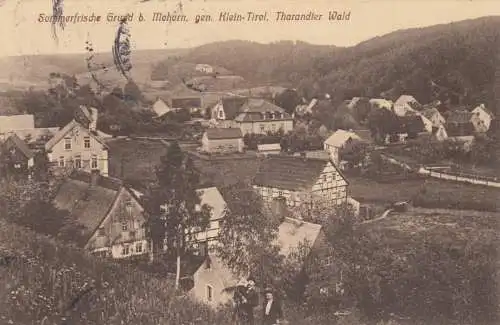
143,141 -> 211,289
216,182 -> 282,286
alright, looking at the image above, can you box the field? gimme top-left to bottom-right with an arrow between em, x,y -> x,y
106,138 -> 169,189
348,172 -> 500,211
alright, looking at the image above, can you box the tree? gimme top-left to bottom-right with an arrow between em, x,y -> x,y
216,182 -> 282,287
142,141 -> 211,290
273,89 -> 302,115
123,80 -> 144,103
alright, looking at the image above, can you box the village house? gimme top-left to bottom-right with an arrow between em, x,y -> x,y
211,97 -> 294,135
172,97 -> 202,114
369,98 -> 393,111
201,128 -> 244,154
187,215 -> 326,307
470,104 -> 494,133
52,170 -> 147,259
0,133 -> 35,176
130,186 -> 227,254
195,64 -> 214,74
151,97 -> 174,118
294,98 -> 318,117
252,155 -> 348,209
421,106 -> 446,128
393,95 -> 421,116
434,124 -> 449,141
189,187 -> 227,248
323,129 -> 362,164
445,110 -> 475,137
257,143 -> 282,156
44,119 -> 109,176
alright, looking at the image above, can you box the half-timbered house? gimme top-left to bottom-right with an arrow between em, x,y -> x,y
252,155 -> 348,209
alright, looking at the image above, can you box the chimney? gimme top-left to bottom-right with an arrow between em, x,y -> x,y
89,107 -> 98,132
90,169 -> 100,186
271,197 -> 288,223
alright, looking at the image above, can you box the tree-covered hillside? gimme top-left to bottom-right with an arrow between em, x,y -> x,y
168,17 -> 500,114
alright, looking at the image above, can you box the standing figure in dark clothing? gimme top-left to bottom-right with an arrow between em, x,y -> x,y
262,288 -> 283,325
233,278 -> 259,325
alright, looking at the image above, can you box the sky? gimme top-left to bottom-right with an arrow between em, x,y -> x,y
0,0 -> 500,57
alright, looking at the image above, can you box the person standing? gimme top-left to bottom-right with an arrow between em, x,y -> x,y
262,288 -> 283,325
242,278 -> 259,325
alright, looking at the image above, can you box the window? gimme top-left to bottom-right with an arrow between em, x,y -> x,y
64,138 -> 72,150
59,156 -> 65,167
121,245 -> 129,256
91,155 -> 98,169
84,137 -> 91,149
278,190 -> 283,196
218,110 -> 224,119
98,227 -> 105,236
135,242 -> 143,253
74,156 -> 82,169
260,124 -> 265,132
271,124 -> 276,131
206,285 -> 213,302
125,199 -> 133,214
121,220 -> 128,231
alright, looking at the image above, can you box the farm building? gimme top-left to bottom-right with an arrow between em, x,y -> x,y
201,128 -> 244,154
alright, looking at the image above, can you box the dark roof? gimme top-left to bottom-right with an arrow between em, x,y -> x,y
53,170 -> 124,246
445,122 -> 475,137
221,96 -> 248,120
400,115 -> 425,134
163,253 -> 206,277
447,110 -> 473,124
2,133 -> 34,159
352,129 -> 373,143
235,98 -> 292,122
205,127 -> 243,140
253,155 -> 331,191
69,170 -> 123,191
171,97 -> 201,109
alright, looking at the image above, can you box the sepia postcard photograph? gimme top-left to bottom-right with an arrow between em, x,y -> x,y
0,0 -> 499,324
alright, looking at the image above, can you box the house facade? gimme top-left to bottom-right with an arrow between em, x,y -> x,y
189,217 -> 328,307
195,64 -> 214,74
323,129 -> 362,164
435,124 -> 449,141
45,119 -> 109,176
252,155 -> 348,209
211,97 -> 294,135
152,98 -> 173,117
393,95 -> 420,116
189,187 -> 227,247
53,170 -> 147,259
201,128 -> 244,154
0,134 -> 34,176
471,104 -> 493,133
172,97 -> 202,113
421,107 -> 446,128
